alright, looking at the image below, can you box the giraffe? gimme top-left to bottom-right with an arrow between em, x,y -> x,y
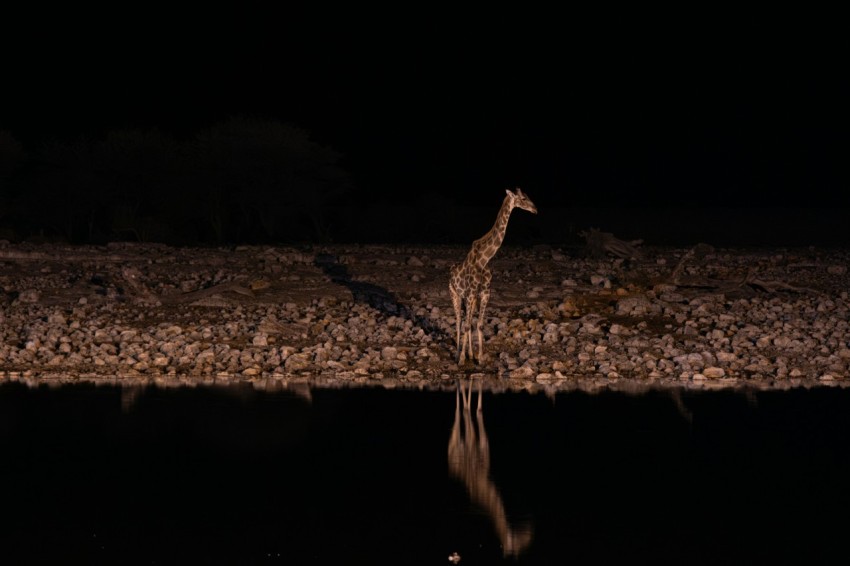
449,188 -> 537,364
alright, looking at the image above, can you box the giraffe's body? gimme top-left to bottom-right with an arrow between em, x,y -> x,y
449,188 -> 537,364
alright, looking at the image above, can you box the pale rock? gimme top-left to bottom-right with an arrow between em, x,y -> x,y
510,365 -> 535,379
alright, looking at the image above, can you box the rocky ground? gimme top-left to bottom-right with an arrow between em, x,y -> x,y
1,240 -> 848,394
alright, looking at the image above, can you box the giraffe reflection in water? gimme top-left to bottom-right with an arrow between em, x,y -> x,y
448,379 -> 533,557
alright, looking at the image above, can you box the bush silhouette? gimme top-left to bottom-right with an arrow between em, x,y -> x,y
189,116 -> 350,242
8,117 -> 350,244
0,131 -> 25,238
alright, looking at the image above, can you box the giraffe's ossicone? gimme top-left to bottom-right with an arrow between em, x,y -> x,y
449,188 -> 537,364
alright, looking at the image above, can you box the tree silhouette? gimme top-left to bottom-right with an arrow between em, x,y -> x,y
10,117 -> 350,244
24,130 -> 182,242
27,136 -> 102,241
0,131 -> 24,238
97,129 -> 183,242
189,116 -> 350,242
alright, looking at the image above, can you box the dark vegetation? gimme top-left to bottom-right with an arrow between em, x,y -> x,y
0,117 -> 349,245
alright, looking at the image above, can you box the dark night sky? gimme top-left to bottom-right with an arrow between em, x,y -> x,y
3,11 -> 848,210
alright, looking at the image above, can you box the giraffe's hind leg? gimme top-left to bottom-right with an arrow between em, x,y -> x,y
449,277 -> 463,361
476,289 -> 490,363
475,270 -> 492,364
460,293 -> 478,365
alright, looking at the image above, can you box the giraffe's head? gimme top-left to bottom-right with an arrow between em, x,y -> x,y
506,187 -> 537,214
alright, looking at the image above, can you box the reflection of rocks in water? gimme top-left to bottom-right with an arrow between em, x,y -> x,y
448,379 -> 533,557
669,389 -> 693,425
121,386 -> 144,413
117,381 -> 314,413
286,381 -> 312,404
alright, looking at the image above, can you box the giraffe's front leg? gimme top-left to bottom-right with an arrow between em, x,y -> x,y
450,284 -> 463,362
458,320 -> 468,365
458,306 -> 469,365
476,274 -> 491,364
460,294 -> 478,365
475,304 -> 487,364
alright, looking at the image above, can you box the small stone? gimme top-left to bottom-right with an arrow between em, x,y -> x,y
703,367 -> 725,378
381,346 -> 398,361
18,289 -> 40,303
277,344 -> 297,358
120,330 -> 139,342
284,353 -> 310,372
509,365 -> 534,379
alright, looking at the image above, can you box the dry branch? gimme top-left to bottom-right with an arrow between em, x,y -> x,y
580,228 -> 642,259
667,245 -> 818,295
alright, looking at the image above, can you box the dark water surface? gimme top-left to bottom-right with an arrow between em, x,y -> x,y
1,381 -> 849,565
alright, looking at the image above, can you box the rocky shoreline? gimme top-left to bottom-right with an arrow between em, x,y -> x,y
1,241 -> 848,393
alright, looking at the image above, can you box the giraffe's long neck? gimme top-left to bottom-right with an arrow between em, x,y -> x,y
473,196 -> 514,266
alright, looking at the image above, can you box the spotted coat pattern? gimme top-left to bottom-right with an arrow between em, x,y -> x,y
449,188 -> 537,364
